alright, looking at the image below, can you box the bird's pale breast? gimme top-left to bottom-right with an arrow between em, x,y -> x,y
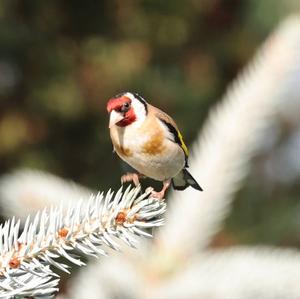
110,118 -> 185,181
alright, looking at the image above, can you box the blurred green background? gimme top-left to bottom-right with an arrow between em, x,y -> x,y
0,0 -> 300,247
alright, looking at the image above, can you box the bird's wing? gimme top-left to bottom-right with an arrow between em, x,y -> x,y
149,105 -> 189,166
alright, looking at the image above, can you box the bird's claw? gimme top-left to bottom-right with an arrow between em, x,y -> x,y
121,173 -> 143,186
146,187 -> 165,201
146,187 -> 154,194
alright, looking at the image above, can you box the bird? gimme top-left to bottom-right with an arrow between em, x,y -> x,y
107,91 -> 203,199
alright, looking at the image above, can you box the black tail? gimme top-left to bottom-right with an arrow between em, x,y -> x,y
171,168 -> 203,191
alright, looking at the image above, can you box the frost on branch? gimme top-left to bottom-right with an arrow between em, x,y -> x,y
0,186 -> 166,298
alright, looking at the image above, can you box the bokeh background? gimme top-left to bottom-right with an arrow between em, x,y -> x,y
1,0 -> 300,251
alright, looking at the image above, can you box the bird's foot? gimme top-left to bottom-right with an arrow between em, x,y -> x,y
121,173 -> 145,186
146,179 -> 171,201
146,187 -> 165,200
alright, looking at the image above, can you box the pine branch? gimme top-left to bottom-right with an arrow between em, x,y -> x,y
0,186 -> 166,298
158,15 -> 300,255
65,246 -> 300,299
154,247 -> 300,299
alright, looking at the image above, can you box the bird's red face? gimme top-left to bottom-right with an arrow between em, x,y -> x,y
107,94 -> 136,128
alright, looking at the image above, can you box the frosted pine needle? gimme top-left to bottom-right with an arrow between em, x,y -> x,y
0,186 -> 166,298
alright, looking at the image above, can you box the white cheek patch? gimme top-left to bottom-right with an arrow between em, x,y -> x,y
125,93 -> 147,128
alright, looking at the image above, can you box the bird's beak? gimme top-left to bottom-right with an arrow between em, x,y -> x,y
109,110 -> 124,128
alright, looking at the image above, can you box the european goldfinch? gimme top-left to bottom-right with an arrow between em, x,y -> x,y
107,92 -> 202,199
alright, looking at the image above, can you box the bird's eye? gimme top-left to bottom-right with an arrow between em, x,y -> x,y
121,102 -> 130,112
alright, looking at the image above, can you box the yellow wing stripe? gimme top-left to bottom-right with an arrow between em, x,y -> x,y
158,117 -> 189,158
177,130 -> 189,157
